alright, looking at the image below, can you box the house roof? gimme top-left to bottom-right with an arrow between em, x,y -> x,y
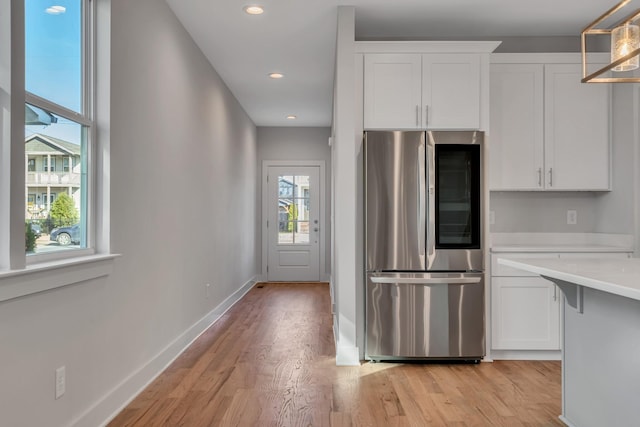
25,134 -> 81,156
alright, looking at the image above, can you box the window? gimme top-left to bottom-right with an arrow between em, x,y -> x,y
277,175 -> 311,244
24,0 -> 92,257
42,156 -> 56,172
0,0 -> 110,301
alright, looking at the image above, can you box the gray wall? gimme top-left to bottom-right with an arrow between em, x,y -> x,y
0,0 -> 259,425
257,126 -> 331,278
593,84 -> 637,234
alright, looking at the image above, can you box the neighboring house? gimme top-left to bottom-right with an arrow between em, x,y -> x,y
24,134 -> 81,220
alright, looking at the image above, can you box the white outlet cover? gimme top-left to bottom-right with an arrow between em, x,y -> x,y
567,210 -> 577,225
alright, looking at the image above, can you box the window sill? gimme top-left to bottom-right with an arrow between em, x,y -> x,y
0,254 -> 120,303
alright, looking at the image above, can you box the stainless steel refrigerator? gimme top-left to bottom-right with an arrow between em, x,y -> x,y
365,130 -> 485,361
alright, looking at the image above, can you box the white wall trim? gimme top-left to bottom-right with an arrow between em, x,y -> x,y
72,276 -> 258,427
261,160 -> 326,281
355,40 -> 502,54
335,345 -> 361,366
491,52 -> 610,64
490,349 -> 561,361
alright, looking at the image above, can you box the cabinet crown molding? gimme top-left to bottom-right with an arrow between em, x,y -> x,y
491,52 -> 610,64
355,40 -> 502,54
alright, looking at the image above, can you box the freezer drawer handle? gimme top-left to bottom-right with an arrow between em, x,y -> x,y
370,277 -> 481,284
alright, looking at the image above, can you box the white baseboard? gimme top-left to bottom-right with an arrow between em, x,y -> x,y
72,276 -> 258,427
490,349 -> 561,361
558,416 -> 577,427
336,345 -> 361,366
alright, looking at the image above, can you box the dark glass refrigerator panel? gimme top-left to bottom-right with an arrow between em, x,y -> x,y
435,144 -> 481,249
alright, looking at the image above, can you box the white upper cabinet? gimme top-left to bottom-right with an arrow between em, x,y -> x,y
364,53 -> 481,130
490,64 -> 544,190
422,54 -> 481,129
489,58 -> 611,191
363,54 -> 422,129
544,64 -> 610,191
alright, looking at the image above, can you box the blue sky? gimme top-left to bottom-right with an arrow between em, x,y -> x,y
25,0 -> 82,145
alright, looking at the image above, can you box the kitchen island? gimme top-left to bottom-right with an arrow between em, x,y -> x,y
498,257 -> 640,427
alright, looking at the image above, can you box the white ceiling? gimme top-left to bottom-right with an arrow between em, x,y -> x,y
165,0 -> 623,127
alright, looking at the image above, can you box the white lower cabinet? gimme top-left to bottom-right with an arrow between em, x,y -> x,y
491,251 -> 631,354
492,276 -> 560,350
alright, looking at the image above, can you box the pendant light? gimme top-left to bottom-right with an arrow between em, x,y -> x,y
581,0 -> 640,83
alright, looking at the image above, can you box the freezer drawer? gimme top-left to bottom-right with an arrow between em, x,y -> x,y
365,272 -> 485,360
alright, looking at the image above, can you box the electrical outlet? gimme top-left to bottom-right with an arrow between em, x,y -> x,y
489,211 -> 495,225
567,210 -> 577,225
55,366 -> 65,399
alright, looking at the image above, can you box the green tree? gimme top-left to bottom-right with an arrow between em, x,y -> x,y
287,203 -> 298,232
49,192 -> 79,228
25,222 -> 36,252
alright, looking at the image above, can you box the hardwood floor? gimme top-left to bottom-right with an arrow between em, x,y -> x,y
108,282 -> 562,426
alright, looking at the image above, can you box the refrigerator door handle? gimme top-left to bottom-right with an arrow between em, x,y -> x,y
426,134 -> 436,267
369,277 -> 481,284
418,141 -> 426,260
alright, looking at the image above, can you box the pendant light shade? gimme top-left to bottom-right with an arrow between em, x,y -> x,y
611,23 -> 640,71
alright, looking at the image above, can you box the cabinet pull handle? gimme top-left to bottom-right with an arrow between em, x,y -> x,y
549,168 -> 553,187
425,105 -> 429,127
538,168 -> 542,187
416,105 -> 420,127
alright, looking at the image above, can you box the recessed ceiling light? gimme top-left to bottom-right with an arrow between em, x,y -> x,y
243,5 -> 264,15
286,115 -> 297,120
45,5 -> 66,14
269,73 -> 284,79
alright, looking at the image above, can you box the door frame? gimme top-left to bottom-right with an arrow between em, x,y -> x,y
262,160 -> 326,282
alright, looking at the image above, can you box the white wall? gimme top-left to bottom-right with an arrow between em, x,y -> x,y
257,127 -> 332,278
332,6 -> 361,365
593,84 -> 637,234
0,0 -> 259,425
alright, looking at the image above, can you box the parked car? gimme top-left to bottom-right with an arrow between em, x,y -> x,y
50,224 -> 80,246
28,221 -> 42,238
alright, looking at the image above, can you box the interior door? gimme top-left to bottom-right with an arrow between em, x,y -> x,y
267,166 -> 320,281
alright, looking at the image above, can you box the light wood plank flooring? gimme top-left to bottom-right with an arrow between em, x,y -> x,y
109,282 -> 562,426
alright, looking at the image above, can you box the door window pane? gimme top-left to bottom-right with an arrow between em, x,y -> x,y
25,0 -> 83,112
277,175 -> 312,244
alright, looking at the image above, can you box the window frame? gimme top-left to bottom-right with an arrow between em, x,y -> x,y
24,0 -> 95,263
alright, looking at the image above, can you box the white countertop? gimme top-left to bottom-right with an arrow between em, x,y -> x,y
490,232 -> 634,253
498,257 -> 640,302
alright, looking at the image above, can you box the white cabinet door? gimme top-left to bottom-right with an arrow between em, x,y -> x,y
489,64 -> 544,190
363,54 -> 422,129
423,54 -> 481,129
492,276 -> 561,350
544,64 -> 610,191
